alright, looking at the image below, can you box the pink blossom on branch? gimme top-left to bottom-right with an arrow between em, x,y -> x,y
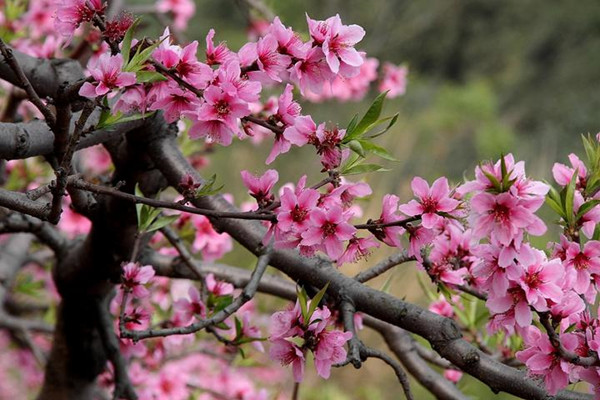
54,0 -> 105,42
121,262 -> 155,298
79,53 -> 136,98
301,205 -> 356,260
398,176 -> 460,229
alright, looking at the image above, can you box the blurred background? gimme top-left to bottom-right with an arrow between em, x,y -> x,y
130,0 -> 600,398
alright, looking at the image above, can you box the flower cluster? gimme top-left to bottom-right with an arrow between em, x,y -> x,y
269,301 -> 352,382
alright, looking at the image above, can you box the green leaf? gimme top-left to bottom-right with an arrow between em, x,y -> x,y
213,322 -> 230,330
480,163 -> 501,192
348,140 -> 366,158
565,169 -> 578,225
121,18 -> 141,64
576,199 -> 600,221
367,113 -> 399,139
125,37 -> 166,72
593,224 -> 600,241
234,317 -> 243,339
135,184 -> 144,226
343,91 -> 388,142
546,196 -> 566,219
306,283 -> 329,321
341,163 -> 389,176
146,214 -> 179,233
136,70 -> 168,83
212,295 -> 234,313
345,113 -> 359,136
359,140 -> 398,161
297,286 -> 309,323
196,174 -> 224,196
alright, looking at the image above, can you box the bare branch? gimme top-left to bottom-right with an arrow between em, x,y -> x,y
0,39 -> 56,126
354,251 -> 415,283
95,296 -> 137,400
121,247 -> 272,341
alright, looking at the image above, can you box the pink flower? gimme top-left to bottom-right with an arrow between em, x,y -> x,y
290,47 -> 335,96
54,0 -> 105,42
214,60 -> 262,103
205,29 -> 233,65
205,273 -> 234,296
174,286 -> 206,324
190,215 -> 233,261
241,312 -> 264,352
517,250 -> 564,310
269,17 -> 307,59
306,54 -> 378,102
487,286 -> 532,329
154,33 -> 213,89
428,295 -> 455,318
470,192 -> 545,246
275,84 -> 301,127
313,329 -> 352,379
373,194 -> 405,247
552,153 -> 587,188
314,124 -> 346,170
189,85 -> 250,145
241,169 -> 278,206
301,205 -> 356,260
443,369 -> 463,384
378,63 -> 408,98
283,115 -> 317,147
150,84 -> 199,123
276,185 -> 320,238
156,0 -> 195,30
79,53 -> 136,98
337,235 -> 380,265
253,34 -> 292,83
114,85 -> 148,115
398,177 -> 459,229
121,262 -> 155,298
269,339 -> 305,382
316,14 -> 365,76
564,240 -> 600,294
516,326 -> 578,395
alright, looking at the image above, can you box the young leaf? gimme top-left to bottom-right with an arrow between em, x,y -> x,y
136,70 -> 168,83
297,286 -> 309,323
346,113 -> 359,136
341,163 -> 389,176
576,199 -> 600,221
306,283 -> 329,321
359,140 -> 398,161
348,140 -> 366,158
564,169 -> 578,225
121,18 -> 141,64
480,163 -> 501,192
343,91 -> 388,142
196,174 -> 224,196
367,113 -> 399,139
145,214 -> 179,233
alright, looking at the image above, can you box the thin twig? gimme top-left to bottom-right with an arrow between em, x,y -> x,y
354,251 -> 414,283
360,347 -> 414,400
48,101 -> 97,224
0,39 -> 56,127
96,295 -> 138,400
121,247 -> 272,341
68,177 -> 277,222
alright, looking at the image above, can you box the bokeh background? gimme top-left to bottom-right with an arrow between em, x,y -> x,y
130,0 -> 600,398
